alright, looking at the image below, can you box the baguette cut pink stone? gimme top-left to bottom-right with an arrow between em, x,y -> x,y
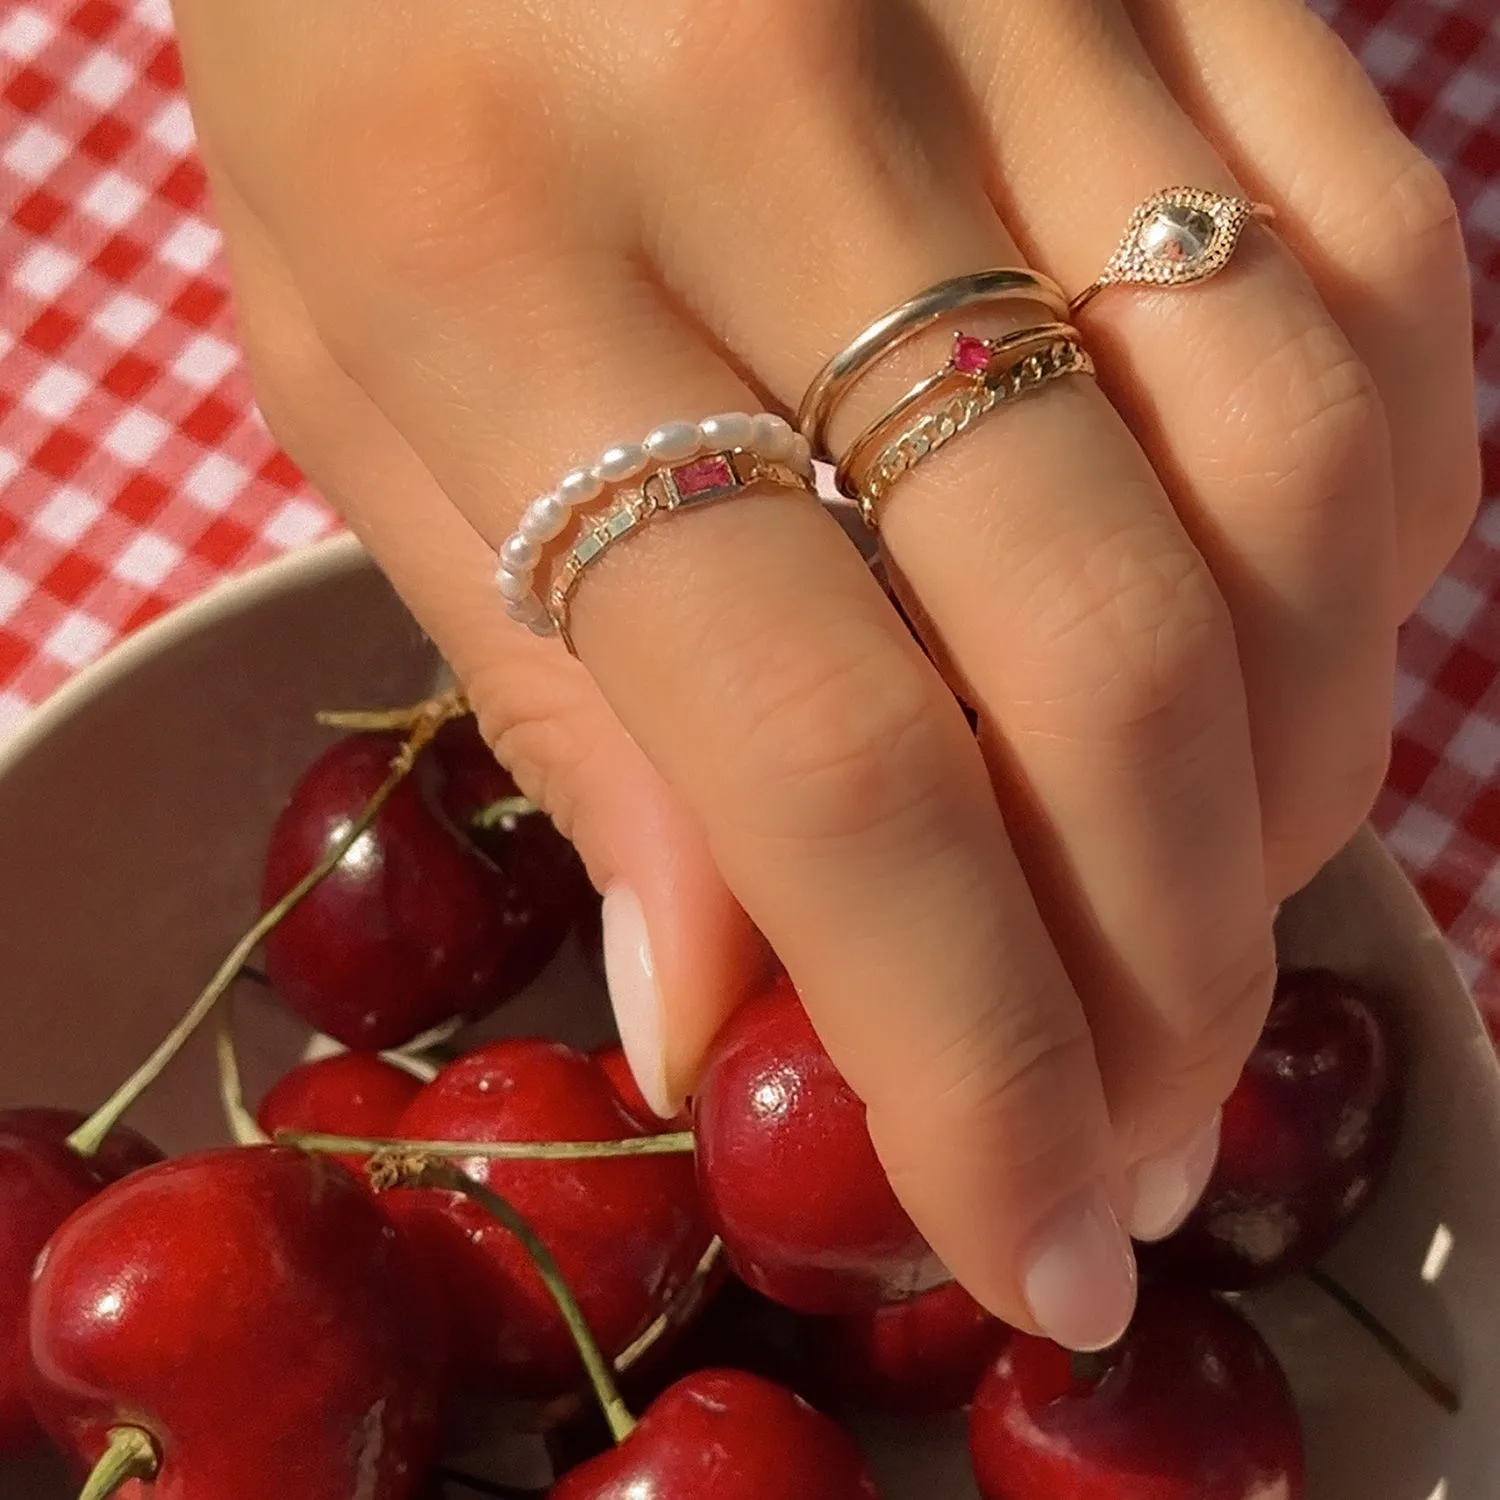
671,452 -> 737,500
952,335 -> 991,374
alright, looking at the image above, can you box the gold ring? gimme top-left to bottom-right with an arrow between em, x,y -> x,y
1070,187 -> 1274,316
797,269 -> 1070,460
543,448 -> 815,653
839,330 -> 1095,529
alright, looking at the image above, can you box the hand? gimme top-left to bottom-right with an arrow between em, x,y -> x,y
171,0 -> 1478,1349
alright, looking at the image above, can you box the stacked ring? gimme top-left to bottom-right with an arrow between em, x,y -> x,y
837,328 -> 1095,528
495,411 -> 815,644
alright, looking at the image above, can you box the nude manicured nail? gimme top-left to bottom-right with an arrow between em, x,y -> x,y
602,886 -> 675,1120
1021,1184 -> 1138,1351
1127,1113 -> 1222,1243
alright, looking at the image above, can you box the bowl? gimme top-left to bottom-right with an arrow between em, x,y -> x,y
1,532 -> 1497,1498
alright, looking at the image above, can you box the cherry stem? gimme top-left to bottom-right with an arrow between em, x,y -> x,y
215,995 -> 270,1147
1306,1265 -> 1460,1414
77,1426 -> 157,1500
283,1129 -> 696,1162
615,1236 -> 724,1374
369,1152 -> 637,1444
65,692 -> 466,1160
470,794 -> 541,832
316,689 -> 469,733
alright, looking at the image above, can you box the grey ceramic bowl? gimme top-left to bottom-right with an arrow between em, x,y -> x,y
1,532 -> 1497,1498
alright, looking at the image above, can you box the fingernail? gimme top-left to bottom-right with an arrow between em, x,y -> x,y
1127,1113 -> 1222,1243
1021,1184 -> 1137,1351
602,886 -> 674,1119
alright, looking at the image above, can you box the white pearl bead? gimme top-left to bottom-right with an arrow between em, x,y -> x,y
789,433 -> 813,473
500,534 -> 540,571
504,595 -> 544,624
595,443 -> 648,483
751,413 -> 795,463
527,614 -> 556,637
519,493 -> 570,544
495,566 -> 532,602
644,421 -> 701,463
699,412 -> 754,450
558,469 -> 603,507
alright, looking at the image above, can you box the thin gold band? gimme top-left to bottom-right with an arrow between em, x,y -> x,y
841,333 -> 1095,529
797,269 -> 1070,460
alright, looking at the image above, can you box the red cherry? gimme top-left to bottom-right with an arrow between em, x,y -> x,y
693,976 -> 944,1313
262,719 -> 587,1051
28,1146 -> 446,1500
551,1368 -> 880,1499
383,1040 -> 709,1398
811,1282 -> 1009,1416
257,1052 -> 426,1174
1150,968 -> 1402,1288
594,1044 -> 691,1133
969,1282 -> 1305,1500
0,1112 -> 162,1456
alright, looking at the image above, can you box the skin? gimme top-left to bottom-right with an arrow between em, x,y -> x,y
168,0 -> 1478,1343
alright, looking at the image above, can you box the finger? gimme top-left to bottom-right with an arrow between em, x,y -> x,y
1125,0 -> 1481,615
941,0 -> 1400,903
633,0 -> 1272,1173
206,167 -> 768,1118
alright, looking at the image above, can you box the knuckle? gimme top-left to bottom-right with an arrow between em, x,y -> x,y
1363,151 -> 1466,286
1265,735 -> 1391,897
306,68 -> 558,296
1015,523 -> 1230,735
728,635 -> 954,849
1234,321 -> 1385,514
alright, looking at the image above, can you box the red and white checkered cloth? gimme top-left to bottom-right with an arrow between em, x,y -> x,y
2,0 -> 1498,1007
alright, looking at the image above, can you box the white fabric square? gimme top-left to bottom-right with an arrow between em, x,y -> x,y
0,8 -> 53,61
13,246 -> 81,301
71,50 -> 133,110
172,333 -> 238,390
94,292 -> 158,345
102,409 -> 171,466
33,488 -> 104,545
114,533 -> 183,588
24,364 -> 90,421
3,121 -> 68,182
0,567 -> 30,624
0,692 -> 32,744
147,98 -> 196,154
44,612 -> 113,669
1422,576 -> 1488,638
1448,715 -> 1500,780
184,452 -> 249,511
158,218 -> 221,274
80,171 -> 147,230
264,500 -> 330,549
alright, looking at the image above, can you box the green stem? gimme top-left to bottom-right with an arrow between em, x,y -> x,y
66,701 -> 461,1159
215,996 -> 269,1147
284,1129 -> 695,1162
315,688 -> 468,734
616,1236 -> 723,1374
1306,1266 -> 1460,1414
371,1154 -> 636,1444
77,1427 -> 157,1500
470,794 -> 541,832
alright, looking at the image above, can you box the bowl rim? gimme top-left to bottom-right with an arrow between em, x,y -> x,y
0,532 -> 368,775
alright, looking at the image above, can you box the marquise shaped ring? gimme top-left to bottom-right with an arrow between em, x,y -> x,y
1070,187 -> 1275,316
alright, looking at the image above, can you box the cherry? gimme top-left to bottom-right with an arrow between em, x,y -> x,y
28,1145 -> 446,1500
261,718 -> 587,1051
0,1112 -> 162,1456
382,1040 -> 708,1398
594,1044 -> 691,1133
550,1368 -> 880,1499
257,1051 -> 426,1173
1150,967 -> 1403,1288
811,1281 -> 1009,1416
693,976 -> 945,1314
969,1281 -> 1305,1500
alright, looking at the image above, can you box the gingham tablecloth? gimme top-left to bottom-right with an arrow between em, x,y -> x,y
2,0 -> 1498,1009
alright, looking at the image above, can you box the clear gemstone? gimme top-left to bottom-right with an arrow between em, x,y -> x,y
1138,206 -> 1217,268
